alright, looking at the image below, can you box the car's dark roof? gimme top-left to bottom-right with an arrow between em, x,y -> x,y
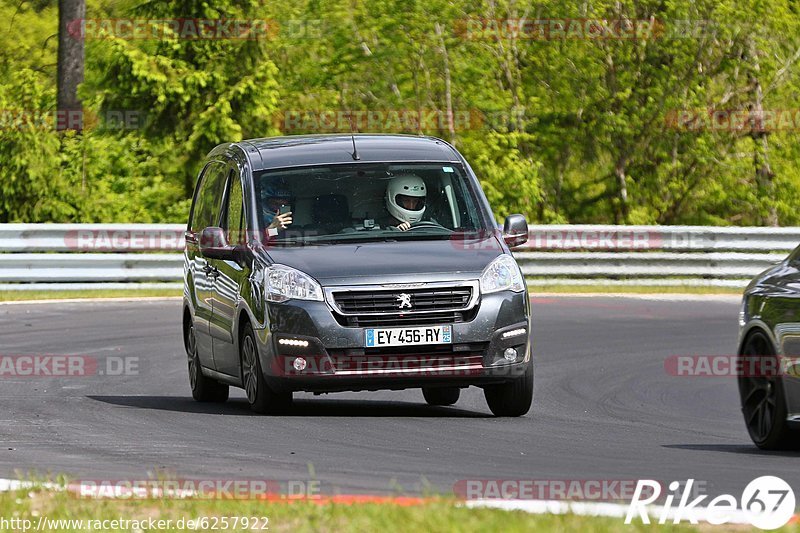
234,134 -> 461,171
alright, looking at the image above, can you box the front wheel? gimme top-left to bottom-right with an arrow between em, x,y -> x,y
186,323 -> 229,403
484,362 -> 533,417
240,323 -> 292,414
738,331 -> 797,450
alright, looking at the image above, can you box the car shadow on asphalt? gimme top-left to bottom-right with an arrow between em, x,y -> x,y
86,395 -> 492,418
662,443 -> 800,457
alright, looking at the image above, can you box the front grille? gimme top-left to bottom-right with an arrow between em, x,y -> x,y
329,285 -> 476,327
333,287 -> 472,314
333,308 -> 477,328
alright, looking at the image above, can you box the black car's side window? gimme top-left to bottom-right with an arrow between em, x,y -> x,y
789,245 -> 800,266
190,161 -> 228,233
222,168 -> 246,246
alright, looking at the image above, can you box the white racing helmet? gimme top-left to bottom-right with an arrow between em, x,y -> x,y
386,174 -> 427,223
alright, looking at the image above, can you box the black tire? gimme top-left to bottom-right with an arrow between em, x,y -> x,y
422,387 -> 460,406
484,362 -> 533,417
738,331 -> 798,450
186,323 -> 229,403
240,323 -> 292,414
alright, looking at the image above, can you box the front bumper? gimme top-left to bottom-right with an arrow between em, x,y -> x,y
254,289 -> 532,393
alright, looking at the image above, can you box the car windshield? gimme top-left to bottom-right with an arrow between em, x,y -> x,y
253,163 -> 490,244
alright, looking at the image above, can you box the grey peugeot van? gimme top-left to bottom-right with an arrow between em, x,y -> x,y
183,134 -> 533,416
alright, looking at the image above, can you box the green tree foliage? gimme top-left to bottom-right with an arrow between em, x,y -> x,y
1,0 -> 800,225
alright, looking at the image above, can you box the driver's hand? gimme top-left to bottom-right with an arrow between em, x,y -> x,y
268,212 -> 293,230
396,221 -> 411,231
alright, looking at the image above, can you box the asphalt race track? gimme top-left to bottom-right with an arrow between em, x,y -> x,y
1,296 -> 798,497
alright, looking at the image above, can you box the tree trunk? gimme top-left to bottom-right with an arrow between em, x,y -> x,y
435,23 -> 456,144
57,0 -> 86,131
747,38 -> 778,226
614,157 -> 629,223
487,0 -> 524,131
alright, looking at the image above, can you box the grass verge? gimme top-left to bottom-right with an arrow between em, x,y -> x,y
0,289 -> 181,302
529,284 -> 743,295
0,489 -> 709,533
0,284 -> 743,302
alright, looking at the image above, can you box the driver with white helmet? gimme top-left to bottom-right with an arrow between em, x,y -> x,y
384,174 -> 426,231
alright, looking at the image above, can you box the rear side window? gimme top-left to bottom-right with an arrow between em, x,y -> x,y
190,162 -> 228,232
223,169 -> 246,245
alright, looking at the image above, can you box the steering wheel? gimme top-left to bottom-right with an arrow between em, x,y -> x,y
409,220 -> 449,230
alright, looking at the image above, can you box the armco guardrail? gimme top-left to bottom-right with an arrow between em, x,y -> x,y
0,224 -> 185,252
0,254 -> 182,282
520,225 -> 800,252
0,224 -> 797,290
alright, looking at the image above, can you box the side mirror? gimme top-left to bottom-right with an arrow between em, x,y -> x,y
199,227 -> 235,260
503,214 -> 528,248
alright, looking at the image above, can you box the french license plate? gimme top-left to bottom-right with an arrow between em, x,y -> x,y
365,325 -> 452,348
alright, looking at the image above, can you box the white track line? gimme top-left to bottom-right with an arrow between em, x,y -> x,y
0,479 -> 61,492
0,294 -> 738,306
531,293 -> 741,302
0,297 -> 182,306
465,499 -> 756,525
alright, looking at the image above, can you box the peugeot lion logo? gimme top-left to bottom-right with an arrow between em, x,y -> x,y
396,293 -> 412,309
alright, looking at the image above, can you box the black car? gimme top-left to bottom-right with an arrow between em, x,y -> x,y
182,134 -> 533,416
739,246 -> 800,448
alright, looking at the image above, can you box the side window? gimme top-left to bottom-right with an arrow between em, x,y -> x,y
190,162 -> 227,232
223,169 -> 246,246
789,245 -> 800,266
188,164 -> 211,231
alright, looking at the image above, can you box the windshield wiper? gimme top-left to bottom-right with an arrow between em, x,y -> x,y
385,232 -> 451,240
265,239 -> 305,246
312,235 -> 400,245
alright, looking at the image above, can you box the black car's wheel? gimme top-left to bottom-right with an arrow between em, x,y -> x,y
186,323 -> 229,403
484,362 -> 533,417
738,331 -> 797,450
422,387 -> 460,406
240,323 -> 292,414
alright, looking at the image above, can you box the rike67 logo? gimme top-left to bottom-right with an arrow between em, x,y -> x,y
625,476 -> 795,529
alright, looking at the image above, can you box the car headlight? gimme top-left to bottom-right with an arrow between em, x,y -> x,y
480,254 -> 525,294
266,264 -> 323,302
